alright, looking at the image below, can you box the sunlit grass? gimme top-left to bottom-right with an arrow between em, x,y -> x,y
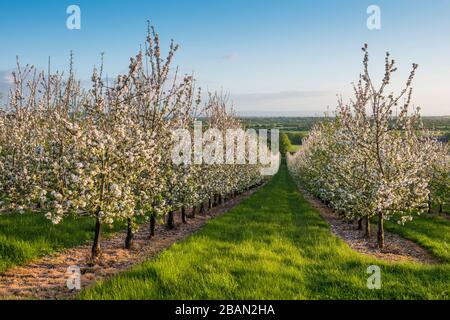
384,214 -> 450,263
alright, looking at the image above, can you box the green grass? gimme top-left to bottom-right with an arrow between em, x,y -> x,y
79,163 -> 450,300
384,214 -> 450,263
0,213 -> 124,272
288,144 -> 302,152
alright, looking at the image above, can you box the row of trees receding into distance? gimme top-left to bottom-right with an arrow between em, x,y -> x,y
1,21 -> 448,263
0,25 -> 274,261
288,44 -> 449,248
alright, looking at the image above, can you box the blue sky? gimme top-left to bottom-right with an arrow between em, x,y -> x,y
0,0 -> 449,115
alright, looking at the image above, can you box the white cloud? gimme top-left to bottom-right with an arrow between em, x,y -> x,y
0,70 -> 14,97
232,90 -> 333,101
220,53 -> 239,61
230,90 -> 336,116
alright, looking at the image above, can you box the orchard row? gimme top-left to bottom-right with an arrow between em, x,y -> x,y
288,45 -> 449,248
0,26 -> 274,260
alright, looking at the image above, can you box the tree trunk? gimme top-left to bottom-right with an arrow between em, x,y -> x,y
189,205 -> 196,218
91,213 -> 102,260
365,216 -> 371,238
428,194 -> 432,214
93,164 -> 105,261
357,218 -> 362,230
199,202 -> 204,214
377,211 -> 384,249
149,214 -> 156,238
208,198 -> 212,209
181,207 -> 187,223
439,203 -> 443,214
167,211 -> 175,229
218,194 -> 222,205
125,218 -> 134,249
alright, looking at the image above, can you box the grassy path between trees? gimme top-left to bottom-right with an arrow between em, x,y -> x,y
79,163 -> 449,300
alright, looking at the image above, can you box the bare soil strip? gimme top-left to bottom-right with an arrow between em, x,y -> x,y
0,188 -> 260,300
301,191 -> 438,264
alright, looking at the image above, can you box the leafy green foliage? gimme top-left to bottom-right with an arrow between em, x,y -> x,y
285,131 -> 306,145
279,133 -> 292,155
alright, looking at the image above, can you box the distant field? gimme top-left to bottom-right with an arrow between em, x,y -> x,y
242,116 -> 450,142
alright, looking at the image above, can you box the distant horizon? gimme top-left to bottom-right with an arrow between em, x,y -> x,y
237,114 -> 450,118
235,110 -> 450,118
